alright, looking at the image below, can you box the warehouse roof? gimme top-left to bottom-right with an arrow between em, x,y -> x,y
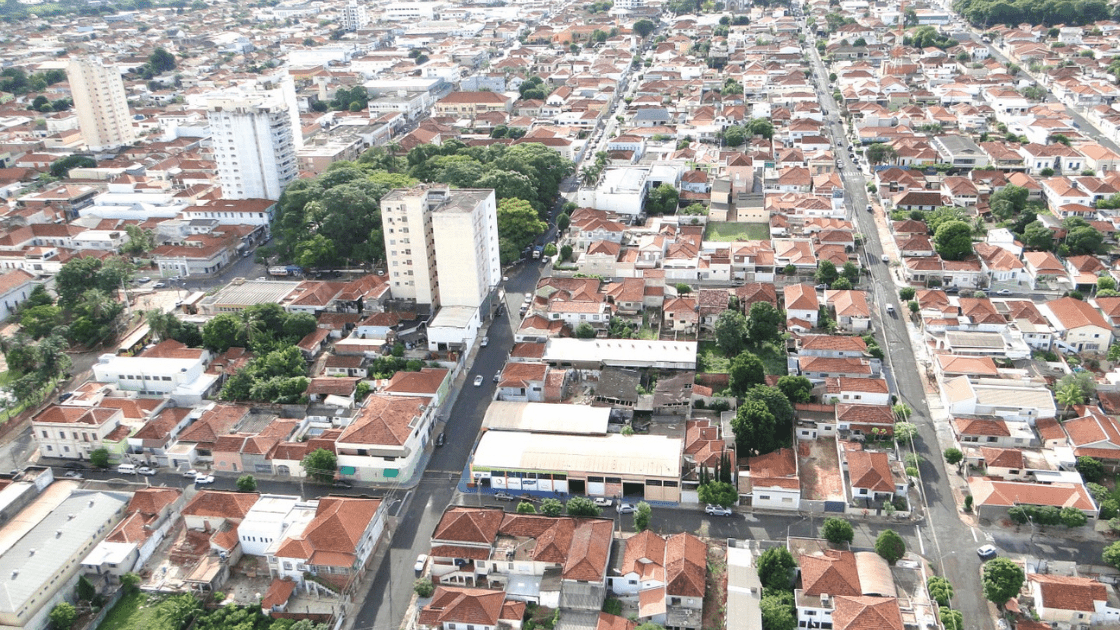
483,402 -> 610,435
472,431 -> 681,478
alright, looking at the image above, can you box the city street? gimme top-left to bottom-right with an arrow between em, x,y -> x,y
804,32 -> 994,630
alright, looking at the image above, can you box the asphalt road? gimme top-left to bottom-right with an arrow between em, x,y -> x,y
804,32 -> 994,630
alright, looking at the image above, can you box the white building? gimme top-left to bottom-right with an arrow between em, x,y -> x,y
381,185 -> 499,309
91,340 -> 216,403
576,167 -> 651,216
205,92 -> 298,200
342,0 -> 368,30
67,57 -> 136,151
238,494 -> 314,556
383,1 -> 441,21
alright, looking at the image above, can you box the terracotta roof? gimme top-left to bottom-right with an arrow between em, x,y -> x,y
969,478 -> 1095,511
338,395 -> 430,447
980,447 -> 1025,469
665,532 -> 707,598
32,405 -> 118,426
275,497 -> 381,567
1029,574 -> 1107,612
800,550 -> 862,597
800,335 -> 867,352
139,339 -> 206,360
262,578 -> 297,610
419,587 -> 513,627
596,613 -> 637,630
954,417 -> 1011,437
1045,296 -> 1110,330
181,490 -> 259,520
832,596 -> 904,630
847,451 -> 895,493
784,283 -> 819,311
432,506 -> 505,545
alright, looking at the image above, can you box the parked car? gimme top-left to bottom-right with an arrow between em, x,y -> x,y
153,282 -> 167,289
333,480 -> 353,489
494,491 -> 515,501
63,470 -> 83,479
705,504 -> 733,516
62,462 -> 86,470
996,289 -> 1013,296
473,375 -> 484,387
414,554 -> 428,574
977,544 -> 997,559
194,474 -> 215,485
137,466 -> 157,476
616,502 -> 636,514
481,337 -> 489,347
137,277 -> 152,284
593,497 -> 613,508
436,432 -> 445,447
493,372 -> 501,382
182,469 -> 199,478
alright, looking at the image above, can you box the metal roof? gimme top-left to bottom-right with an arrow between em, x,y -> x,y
472,431 -> 681,478
483,402 -> 610,435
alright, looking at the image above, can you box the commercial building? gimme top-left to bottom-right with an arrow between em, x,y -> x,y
205,92 -> 298,200
67,57 -> 136,151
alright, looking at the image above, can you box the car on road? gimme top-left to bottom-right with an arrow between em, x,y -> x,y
62,461 -> 85,470
63,470 -> 83,479
494,491 -> 515,501
481,337 -> 489,347
137,277 -> 151,284
473,375 -> 484,387
593,497 -> 613,508
494,371 -> 502,382
436,432 -> 445,447
414,554 -> 428,574
194,474 -> 215,485
524,293 -> 533,302
333,480 -> 353,489
153,282 -> 166,289
137,466 -> 157,476
616,502 -> 635,514
814,283 -> 828,290
977,544 -> 997,559
996,289 -> 1012,296
881,254 -> 890,263
183,469 -> 199,478
886,304 -> 896,316
705,504 -> 733,516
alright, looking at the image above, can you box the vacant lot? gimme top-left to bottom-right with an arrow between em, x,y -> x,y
697,340 -> 787,376
704,222 -> 770,242
97,592 -> 177,630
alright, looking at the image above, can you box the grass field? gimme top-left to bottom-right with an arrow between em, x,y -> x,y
697,340 -> 788,375
704,222 -> 770,242
97,592 -> 177,630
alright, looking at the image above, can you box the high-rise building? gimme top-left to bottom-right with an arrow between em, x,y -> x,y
67,56 -> 136,152
342,0 -> 368,31
205,92 -> 298,200
381,184 -> 500,308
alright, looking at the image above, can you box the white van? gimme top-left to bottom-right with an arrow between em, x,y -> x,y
116,463 -> 136,474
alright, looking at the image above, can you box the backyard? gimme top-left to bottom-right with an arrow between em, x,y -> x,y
704,221 -> 770,242
697,340 -> 787,376
96,592 -> 177,630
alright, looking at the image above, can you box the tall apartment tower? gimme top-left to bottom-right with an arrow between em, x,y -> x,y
380,185 -> 500,308
67,56 -> 136,152
342,0 -> 368,31
205,92 -> 297,200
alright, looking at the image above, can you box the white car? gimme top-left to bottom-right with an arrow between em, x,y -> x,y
473,375 -> 484,387
182,469 -> 199,478
593,497 -> 613,508
137,466 -> 157,476
481,337 -> 489,347
705,504 -> 733,516
414,554 -> 428,574
977,545 -> 997,559
194,474 -> 215,485
616,502 -> 635,514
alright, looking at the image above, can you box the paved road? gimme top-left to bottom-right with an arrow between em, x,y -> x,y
804,32 -> 994,630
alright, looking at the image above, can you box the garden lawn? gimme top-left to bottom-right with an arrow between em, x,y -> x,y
704,222 -> 770,242
96,592 -> 177,630
697,341 -> 730,374
755,340 -> 788,375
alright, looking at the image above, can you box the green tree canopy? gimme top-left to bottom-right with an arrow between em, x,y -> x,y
566,496 -> 602,517
756,546 -> 797,591
821,517 -> 854,544
933,221 -> 974,261
497,197 -> 547,265
776,375 -> 813,403
875,529 -> 906,564
646,184 -> 679,215
729,352 -> 766,396
982,557 -> 1025,606
714,309 -> 749,356
698,481 -> 737,506
301,448 -> 337,482
746,301 -> 783,345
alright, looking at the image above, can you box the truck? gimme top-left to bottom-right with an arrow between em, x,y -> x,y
531,245 -> 544,260
268,265 -> 302,277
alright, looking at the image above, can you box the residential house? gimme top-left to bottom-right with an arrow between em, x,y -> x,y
1041,296 -> 1114,353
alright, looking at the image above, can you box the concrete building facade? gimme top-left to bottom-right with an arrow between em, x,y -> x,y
67,57 -> 137,151
205,93 -> 298,200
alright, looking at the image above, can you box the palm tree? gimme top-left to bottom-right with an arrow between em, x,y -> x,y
1055,382 -> 1084,419
239,309 -> 266,350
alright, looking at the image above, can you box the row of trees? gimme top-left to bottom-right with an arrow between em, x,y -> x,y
953,0 -> 1111,27
220,346 -> 309,403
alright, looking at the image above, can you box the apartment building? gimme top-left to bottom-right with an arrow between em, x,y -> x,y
341,0 -> 368,30
67,56 -> 137,151
205,92 -> 298,200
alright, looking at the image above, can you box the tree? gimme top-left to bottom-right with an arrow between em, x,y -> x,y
927,576 -> 954,607
1076,456 -> 1104,483
516,501 -> 537,514
301,448 -> 337,482
540,498 -> 563,516
158,594 -> 200,630
760,592 -> 796,630
121,225 -> 156,256
633,19 -> 655,37
944,447 -> 963,470
714,309 -> 749,356
89,448 -> 110,468
865,143 -> 898,165
1057,381 -> 1087,418
939,608 -> 963,630
1104,541 -> 1120,569
560,244 -> 573,262
1021,221 -> 1053,251
815,260 -> 839,286
236,475 -> 257,492
982,557 -> 1025,606
634,501 -> 652,531
574,322 -> 597,338
1100,276 -> 1117,293
875,529 -> 906,564
1060,506 -> 1088,528
497,197 -> 547,264
414,578 -> 435,597
893,422 -> 917,442
54,256 -> 131,307
148,47 -> 177,73
821,517 -> 854,544
841,261 -> 859,284
566,496 -> 602,517
121,572 -> 141,593
776,375 -> 813,404
646,184 -> 679,215
698,481 -> 737,506
49,603 -> 77,630
746,118 -> 774,140
723,125 -> 747,147
20,305 -> 62,339
756,546 -> 797,591
729,352 -> 766,396
543,243 -> 557,257
1067,225 -> 1105,255
831,277 -> 852,290
557,214 -> 571,232
746,301 -> 783,345
49,155 -> 96,178
934,221 -> 973,261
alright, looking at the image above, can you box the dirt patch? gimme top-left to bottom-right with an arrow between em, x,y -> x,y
702,543 -> 728,630
798,439 -> 845,501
